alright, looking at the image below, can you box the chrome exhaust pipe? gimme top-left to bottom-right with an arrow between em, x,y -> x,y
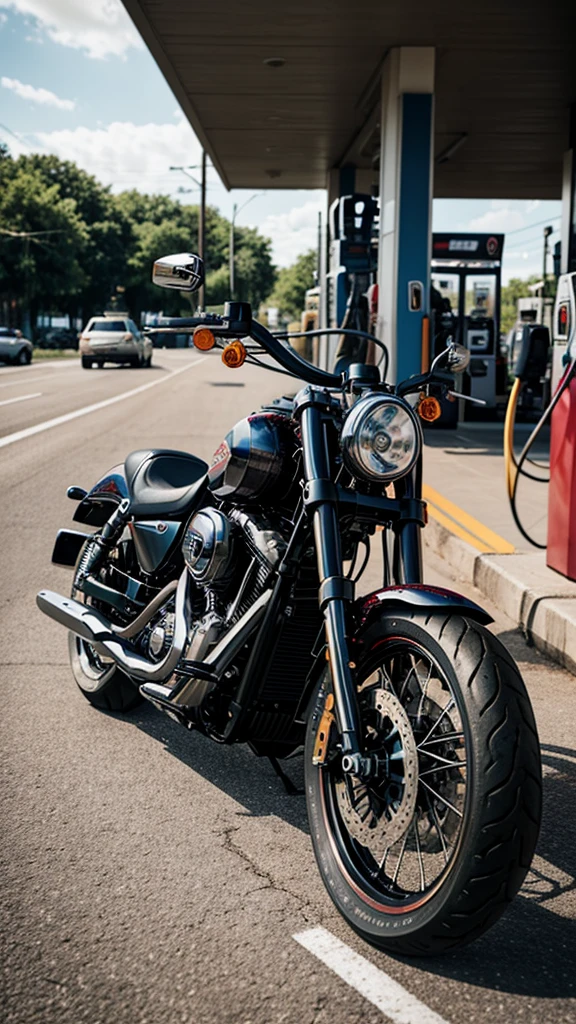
37,572 -> 192,684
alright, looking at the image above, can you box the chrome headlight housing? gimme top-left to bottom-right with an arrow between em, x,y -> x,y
341,394 -> 421,482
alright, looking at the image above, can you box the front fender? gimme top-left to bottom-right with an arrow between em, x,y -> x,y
73,465 -> 129,527
355,584 -> 493,628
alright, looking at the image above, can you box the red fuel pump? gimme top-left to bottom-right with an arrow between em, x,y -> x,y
547,273 -> 576,580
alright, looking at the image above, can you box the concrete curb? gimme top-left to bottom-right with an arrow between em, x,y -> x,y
424,516 -> 576,674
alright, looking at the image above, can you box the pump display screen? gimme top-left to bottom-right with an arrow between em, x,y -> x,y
465,275 -> 496,319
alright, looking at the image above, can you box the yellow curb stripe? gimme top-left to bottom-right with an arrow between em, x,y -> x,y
423,484 -> 515,555
426,504 -> 494,554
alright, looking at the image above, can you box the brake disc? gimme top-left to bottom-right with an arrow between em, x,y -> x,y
335,687 -> 419,852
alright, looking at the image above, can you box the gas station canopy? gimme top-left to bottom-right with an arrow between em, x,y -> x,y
123,0 -> 573,197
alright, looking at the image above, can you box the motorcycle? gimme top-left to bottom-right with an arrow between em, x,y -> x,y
37,252 -> 541,956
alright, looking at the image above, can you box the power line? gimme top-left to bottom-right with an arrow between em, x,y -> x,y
505,215 -> 561,236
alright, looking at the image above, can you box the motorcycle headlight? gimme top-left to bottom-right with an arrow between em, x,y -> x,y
341,394 -> 421,482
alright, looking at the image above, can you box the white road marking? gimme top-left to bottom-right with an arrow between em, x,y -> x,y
293,927 -> 451,1024
0,359 -> 76,376
0,358 -> 207,450
0,372 -> 81,390
0,392 -> 42,408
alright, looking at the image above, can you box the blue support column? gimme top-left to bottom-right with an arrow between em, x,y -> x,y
396,94 -> 434,383
377,48 -> 435,384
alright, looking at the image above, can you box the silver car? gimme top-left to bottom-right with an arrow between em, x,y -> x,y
0,327 -> 33,365
79,316 -> 153,369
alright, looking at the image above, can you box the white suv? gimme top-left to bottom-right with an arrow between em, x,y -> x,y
79,316 -> 153,369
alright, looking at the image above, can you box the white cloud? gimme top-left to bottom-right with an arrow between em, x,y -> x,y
0,0 -> 142,59
35,117 -> 203,191
466,206 -> 526,234
2,75 -> 75,110
258,200 -> 324,267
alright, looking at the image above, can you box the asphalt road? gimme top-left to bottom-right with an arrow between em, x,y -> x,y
1,350 -> 575,1024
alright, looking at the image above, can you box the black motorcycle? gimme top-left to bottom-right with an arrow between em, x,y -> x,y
38,253 -> 541,956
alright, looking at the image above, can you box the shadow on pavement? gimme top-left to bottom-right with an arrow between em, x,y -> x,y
130,702 -> 308,832
409,742 -> 576,999
129,705 -> 575,998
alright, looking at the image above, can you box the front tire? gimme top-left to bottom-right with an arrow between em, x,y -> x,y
81,355 -> 93,369
305,612 -> 541,956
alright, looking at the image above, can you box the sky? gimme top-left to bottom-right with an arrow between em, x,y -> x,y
0,0 -> 563,281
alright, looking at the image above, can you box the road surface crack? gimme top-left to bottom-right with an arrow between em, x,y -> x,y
219,824 -> 312,920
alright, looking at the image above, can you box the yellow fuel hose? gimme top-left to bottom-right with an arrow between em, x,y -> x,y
504,376 -> 522,500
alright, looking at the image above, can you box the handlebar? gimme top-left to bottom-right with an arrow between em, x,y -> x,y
147,311 -> 346,388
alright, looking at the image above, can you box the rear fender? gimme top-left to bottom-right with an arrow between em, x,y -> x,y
73,465 -> 129,527
355,584 -> 493,629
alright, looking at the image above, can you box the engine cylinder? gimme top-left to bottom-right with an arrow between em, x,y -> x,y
182,508 -> 233,583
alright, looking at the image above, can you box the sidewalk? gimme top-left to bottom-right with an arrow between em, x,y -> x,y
421,420 -> 576,674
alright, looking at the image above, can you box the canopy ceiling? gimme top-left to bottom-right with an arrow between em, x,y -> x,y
123,0 -> 575,198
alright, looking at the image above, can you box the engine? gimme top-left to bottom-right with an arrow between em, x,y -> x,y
181,507 -> 288,663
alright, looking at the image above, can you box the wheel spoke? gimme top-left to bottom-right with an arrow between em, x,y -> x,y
417,731 -> 464,749
392,832 -> 409,885
418,698 -> 455,746
424,791 -> 450,864
420,761 -> 467,777
419,778 -> 463,817
413,818 -> 426,891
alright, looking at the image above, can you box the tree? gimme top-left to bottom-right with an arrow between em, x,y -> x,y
0,164 -> 88,331
265,249 -> 317,321
0,147 -> 277,331
500,275 -> 542,334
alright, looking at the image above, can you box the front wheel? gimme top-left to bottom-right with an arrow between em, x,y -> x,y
305,612 -> 541,956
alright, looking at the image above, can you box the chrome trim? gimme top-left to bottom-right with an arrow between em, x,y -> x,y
37,571 -> 192,683
169,589 -> 272,706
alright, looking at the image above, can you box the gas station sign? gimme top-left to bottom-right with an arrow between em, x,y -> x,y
432,233 -> 504,261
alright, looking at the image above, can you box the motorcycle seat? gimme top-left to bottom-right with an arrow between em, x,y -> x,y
125,449 -> 208,518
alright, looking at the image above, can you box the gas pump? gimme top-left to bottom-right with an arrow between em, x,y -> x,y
547,272 -> 576,580
502,271 -> 576,581
326,194 -> 378,372
430,233 -> 505,420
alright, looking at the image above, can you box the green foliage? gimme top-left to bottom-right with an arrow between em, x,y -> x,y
265,249 -> 317,320
500,275 -> 542,334
0,149 -> 277,332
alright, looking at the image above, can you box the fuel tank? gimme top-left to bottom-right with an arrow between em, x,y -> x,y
208,412 -> 296,503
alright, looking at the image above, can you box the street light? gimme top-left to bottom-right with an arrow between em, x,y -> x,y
229,192 -> 265,300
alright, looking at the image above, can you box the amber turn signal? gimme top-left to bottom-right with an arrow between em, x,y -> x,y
417,394 -> 442,422
193,327 -> 216,351
222,340 -> 246,368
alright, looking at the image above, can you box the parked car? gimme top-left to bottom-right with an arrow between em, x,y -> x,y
79,315 -> 153,369
36,326 -> 79,350
0,327 -> 33,365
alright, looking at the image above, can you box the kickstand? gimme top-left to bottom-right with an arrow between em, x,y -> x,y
267,756 -> 304,796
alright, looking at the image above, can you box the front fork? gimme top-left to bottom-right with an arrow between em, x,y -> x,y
297,389 -> 425,777
297,392 -> 366,774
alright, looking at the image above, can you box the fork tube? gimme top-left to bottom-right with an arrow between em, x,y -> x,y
393,459 -> 424,585
299,397 -> 362,756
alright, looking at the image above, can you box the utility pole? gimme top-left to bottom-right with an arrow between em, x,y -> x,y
542,224 -> 553,300
228,192 -> 265,301
170,159 -> 208,309
229,202 -> 237,300
199,149 -> 206,310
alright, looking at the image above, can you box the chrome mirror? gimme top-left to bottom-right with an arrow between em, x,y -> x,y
446,343 -> 470,374
152,253 -> 204,292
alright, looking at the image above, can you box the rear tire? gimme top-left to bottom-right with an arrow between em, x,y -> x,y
69,632 -> 143,712
68,540 -> 143,713
81,355 -> 93,369
305,612 -> 541,956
